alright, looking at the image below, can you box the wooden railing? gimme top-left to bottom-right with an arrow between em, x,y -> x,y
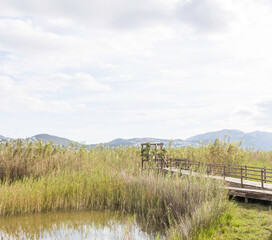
155,158 -> 272,189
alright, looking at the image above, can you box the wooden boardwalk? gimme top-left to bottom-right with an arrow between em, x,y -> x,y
140,143 -> 272,202
141,143 -> 272,203
155,158 -> 272,203
166,168 -> 272,189
163,167 -> 272,202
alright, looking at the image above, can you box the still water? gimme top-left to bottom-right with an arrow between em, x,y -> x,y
0,210 -> 157,240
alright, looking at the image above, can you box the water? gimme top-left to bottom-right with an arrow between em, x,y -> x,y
0,210 -> 156,240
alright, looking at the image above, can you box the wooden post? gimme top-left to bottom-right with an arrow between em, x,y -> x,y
228,164 -> 231,176
264,167 -> 267,183
245,165 -> 247,180
223,165 -> 226,179
161,158 -> 163,172
241,167 -> 243,188
261,169 -> 264,189
141,144 -> 143,169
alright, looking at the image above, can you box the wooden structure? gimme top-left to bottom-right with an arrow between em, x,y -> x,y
161,158 -> 272,188
141,142 -> 164,169
154,158 -> 272,202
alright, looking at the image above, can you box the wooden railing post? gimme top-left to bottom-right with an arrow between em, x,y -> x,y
241,167 -> 243,188
223,165 -> 226,179
264,167 -> 267,183
141,144 -> 143,169
161,158 -> 163,172
245,165 -> 247,180
261,169 -> 264,189
228,164 -> 231,176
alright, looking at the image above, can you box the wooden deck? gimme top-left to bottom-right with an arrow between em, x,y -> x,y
140,143 -> 272,203
164,167 -> 272,202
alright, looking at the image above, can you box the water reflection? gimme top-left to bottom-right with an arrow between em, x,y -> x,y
0,210 -> 154,239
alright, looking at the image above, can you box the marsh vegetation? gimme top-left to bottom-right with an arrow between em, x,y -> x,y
1,139 -> 271,239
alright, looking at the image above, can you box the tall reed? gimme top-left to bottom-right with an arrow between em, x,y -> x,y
0,140 -> 233,239
168,138 -> 272,168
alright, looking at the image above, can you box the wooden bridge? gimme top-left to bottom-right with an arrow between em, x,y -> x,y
144,156 -> 272,203
140,142 -> 272,202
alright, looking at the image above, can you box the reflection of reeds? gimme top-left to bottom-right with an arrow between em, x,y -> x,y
0,210 -> 147,240
0,140 -> 232,239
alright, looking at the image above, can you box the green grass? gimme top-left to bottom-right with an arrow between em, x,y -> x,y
202,201 -> 272,240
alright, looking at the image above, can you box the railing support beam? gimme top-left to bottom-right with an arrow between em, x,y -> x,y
261,169 -> 264,189
241,167 -> 243,188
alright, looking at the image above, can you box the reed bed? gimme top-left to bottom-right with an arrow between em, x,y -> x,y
0,140 -> 233,239
168,138 -> 272,168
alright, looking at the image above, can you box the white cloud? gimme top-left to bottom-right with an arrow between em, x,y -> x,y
1,0 -> 272,142
72,73 -> 111,91
176,0 -> 234,32
21,73 -> 110,92
0,0 -> 177,29
0,73 -> 109,113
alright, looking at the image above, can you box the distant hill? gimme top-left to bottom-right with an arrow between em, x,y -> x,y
0,135 -> 6,142
104,138 -> 191,147
186,129 -> 245,142
241,131 -> 272,150
186,129 -> 272,150
2,129 -> 272,149
28,134 -> 73,146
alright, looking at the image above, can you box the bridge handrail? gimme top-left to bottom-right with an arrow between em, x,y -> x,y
156,158 -> 272,189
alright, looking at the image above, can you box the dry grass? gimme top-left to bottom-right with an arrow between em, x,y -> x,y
0,140 -> 232,239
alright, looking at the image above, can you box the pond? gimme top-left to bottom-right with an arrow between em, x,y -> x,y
0,210 -> 160,239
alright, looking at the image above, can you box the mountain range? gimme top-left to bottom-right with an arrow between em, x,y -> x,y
1,129 -> 272,150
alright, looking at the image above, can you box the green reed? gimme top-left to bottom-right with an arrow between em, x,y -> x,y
168,138 -> 272,168
0,140 -> 233,239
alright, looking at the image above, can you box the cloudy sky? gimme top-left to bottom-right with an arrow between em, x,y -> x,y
1,0 -> 272,143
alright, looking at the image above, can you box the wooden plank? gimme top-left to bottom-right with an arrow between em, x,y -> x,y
228,187 -> 272,201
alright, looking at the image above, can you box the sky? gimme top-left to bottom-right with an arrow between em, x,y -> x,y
1,0 -> 272,143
